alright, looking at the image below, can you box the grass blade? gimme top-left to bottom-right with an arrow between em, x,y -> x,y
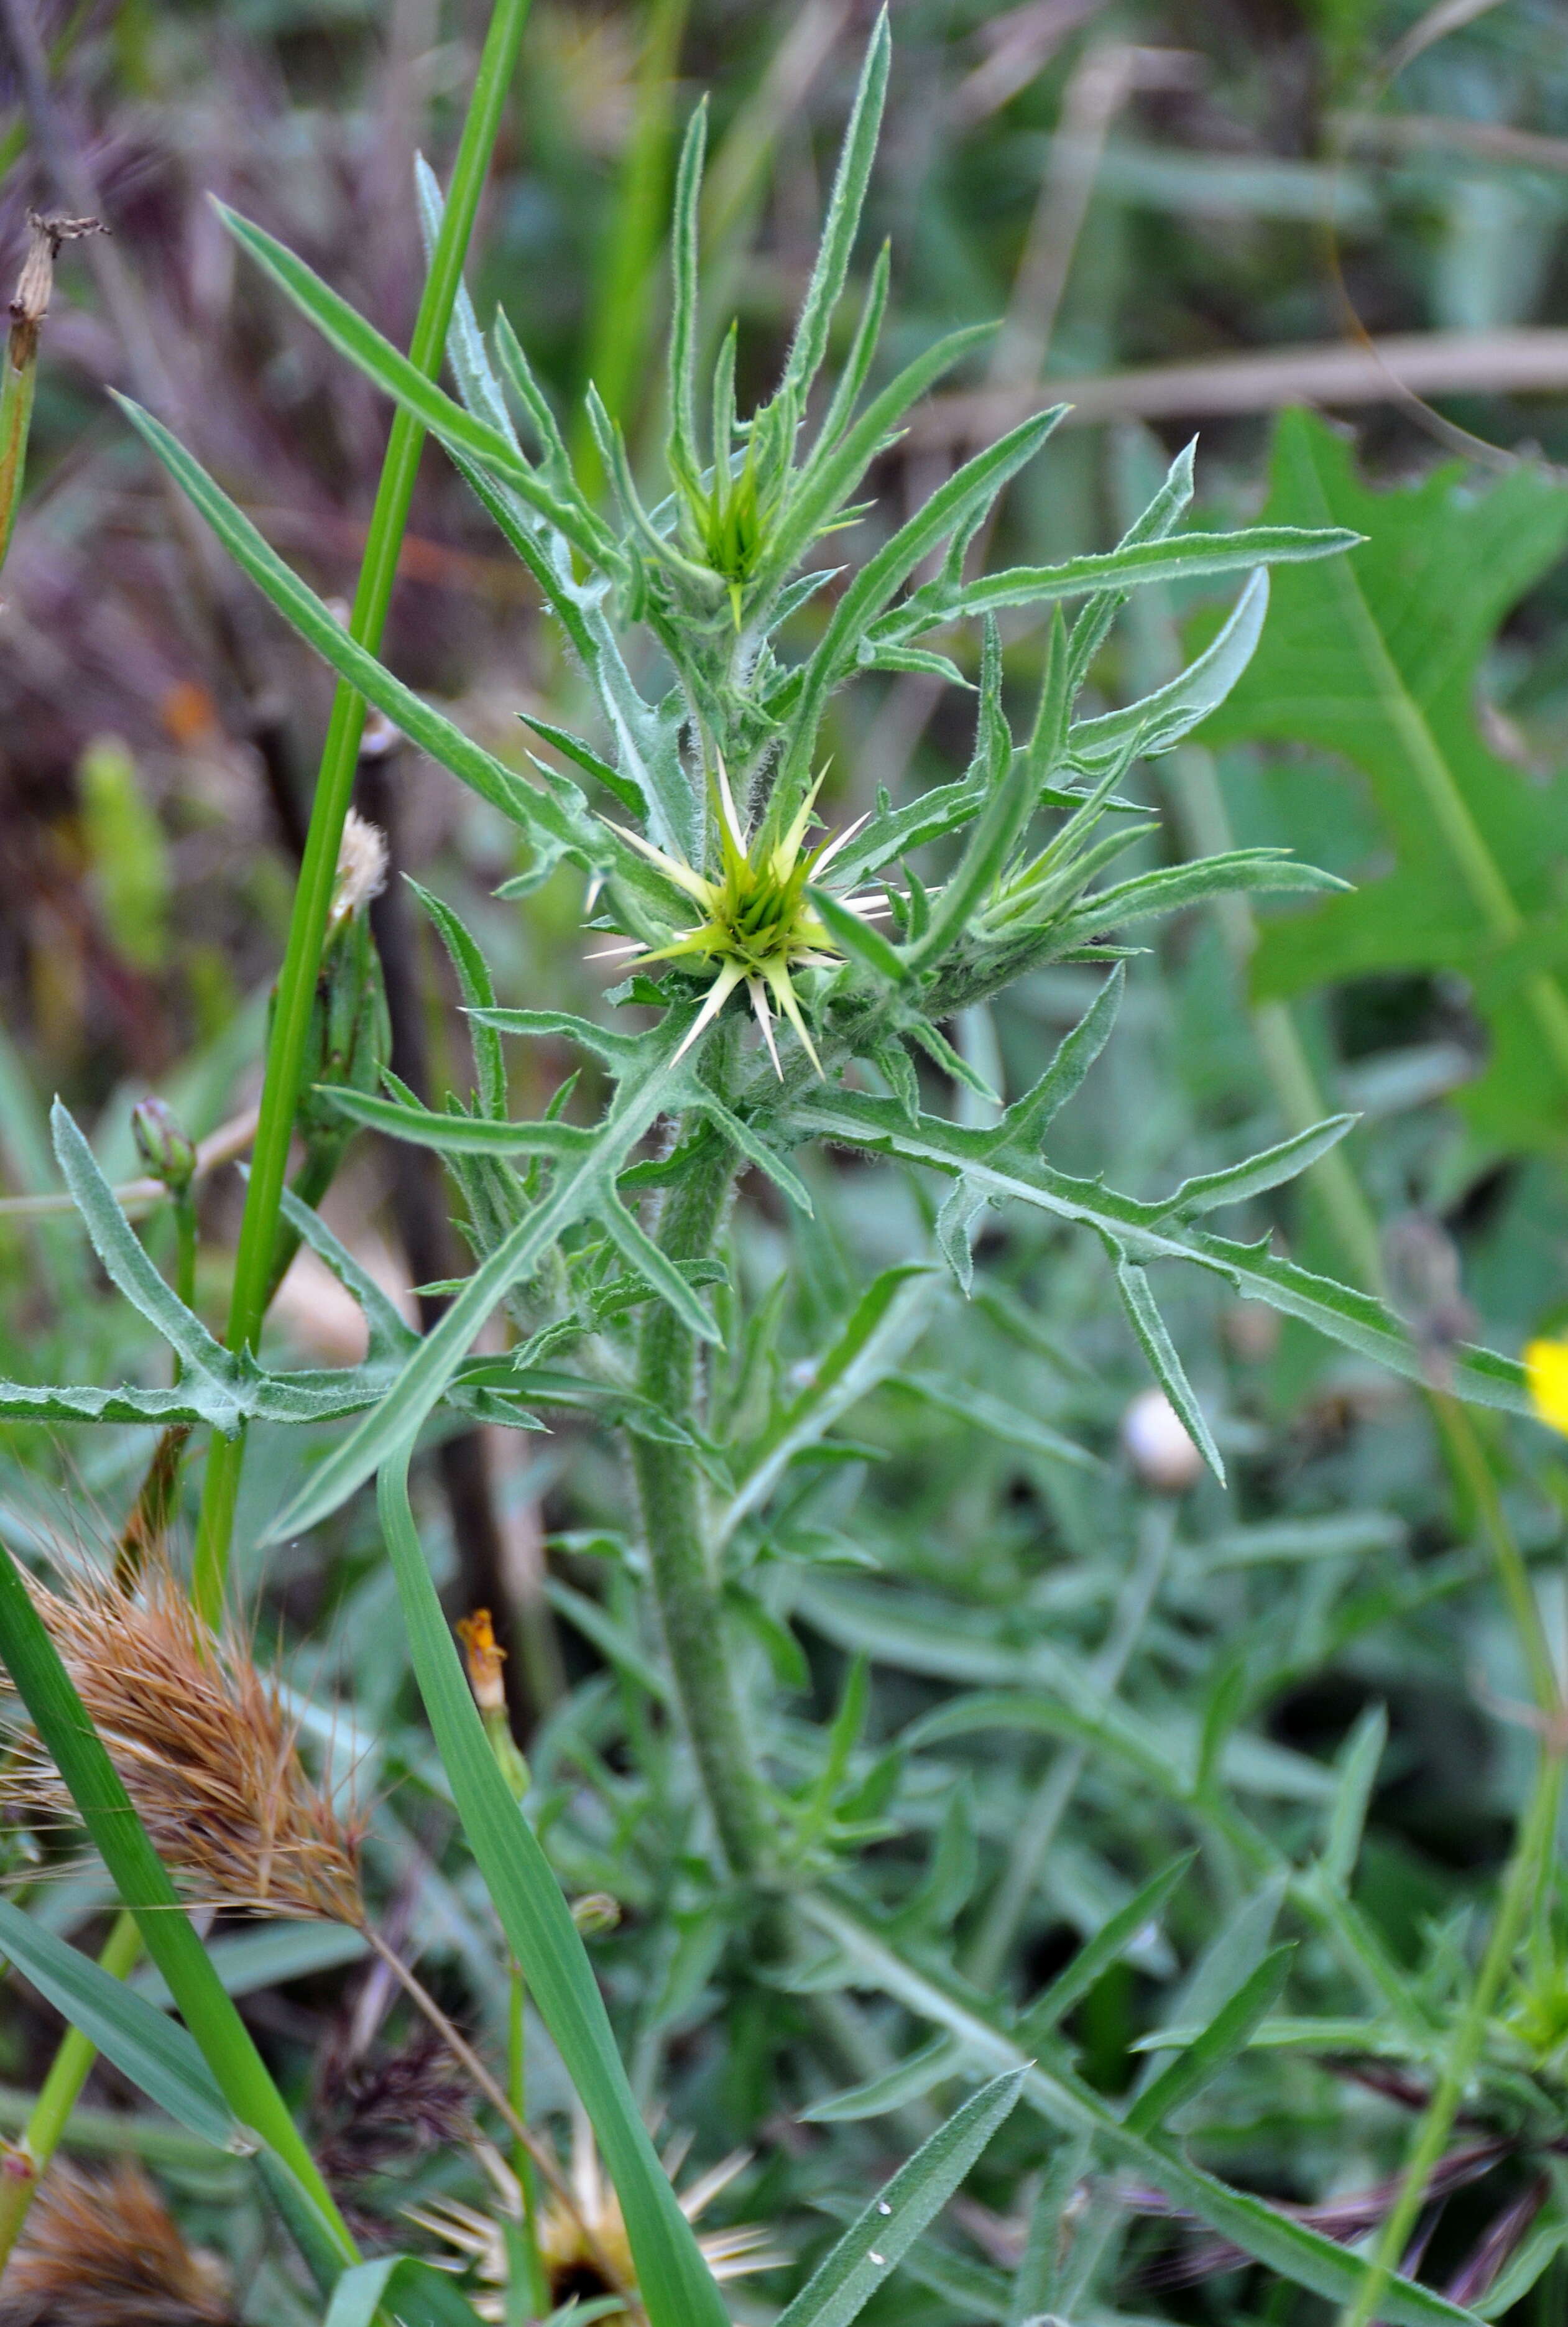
776,2067 -> 1023,2327
377,1453 -> 731,2327
0,1898 -> 234,2149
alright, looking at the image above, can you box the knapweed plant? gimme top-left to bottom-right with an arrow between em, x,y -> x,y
0,11 -> 1547,2327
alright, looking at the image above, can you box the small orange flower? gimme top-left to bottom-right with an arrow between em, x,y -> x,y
456,1609 -> 507,1713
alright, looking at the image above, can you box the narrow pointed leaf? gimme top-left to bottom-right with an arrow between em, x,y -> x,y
1107,1244 -> 1225,1484
267,1019 -> 697,1541
775,2067 -> 1024,2327
50,1101 -> 238,1389
1124,1944 -> 1295,2134
1017,1853 -> 1196,2045
799,2033 -> 967,2124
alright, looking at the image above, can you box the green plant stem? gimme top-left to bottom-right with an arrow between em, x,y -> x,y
630,1132 -> 770,1878
571,0 -> 691,504
0,327 -> 35,580
0,1907 -> 140,2272
1340,1742 -> 1566,2327
190,0 -> 533,1624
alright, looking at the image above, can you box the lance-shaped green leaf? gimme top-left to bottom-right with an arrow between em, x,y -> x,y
217,205 -> 610,567
1104,1241 -> 1225,1484
407,882 -> 507,1120
377,1456 -> 732,2327
1319,1703 -> 1389,1892
894,1371 -> 1099,1473
1150,1114 -> 1357,1221
1123,1943 -> 1295,2134
1065,435 -> 1196,693
879,524 -> 1361,649
323,1087 -> 593,1159
267,1016 -> 698,1542
785,1086 -> 1529,1417
797,1894 -> 1482,2327
997,962 -> 1123,1147
599,1191 -> 721,1345
1016,1852 -> 1196,2046
274,1182 -> 418,1364
0,1897 -> 236,2149
799,2032 -> 968,2125
1068,568 -> 1270,767
775,2068 -> 1023,2327
715,1265 -> 939,1547
1041,846 -> 1345,948
113,397 -> 629,888
686,1088 -> 813,1214
325,2255 -> 487,2327
773,407 -> 1068,813
762,321 -> 996,594
51,1101 -> 240,1391
469,1006 -> 645,1068
903,632 -> 1039,973
773,9 -> 890,426
808,883 -> 905,984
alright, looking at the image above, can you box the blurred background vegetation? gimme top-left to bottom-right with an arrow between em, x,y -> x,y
8,1 -> 1568,2319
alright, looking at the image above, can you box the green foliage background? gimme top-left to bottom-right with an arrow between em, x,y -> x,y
4,4 -> 1568,2326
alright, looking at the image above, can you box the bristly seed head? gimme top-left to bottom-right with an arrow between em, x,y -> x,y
601,760 -> 884,1076
0,2162 -> 234,2327
1,1550 -> 362,1925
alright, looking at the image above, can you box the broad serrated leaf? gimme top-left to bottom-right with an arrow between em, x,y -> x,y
1202,406 -> 1568,1155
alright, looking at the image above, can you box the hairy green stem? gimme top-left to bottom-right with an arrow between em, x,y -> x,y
630,1133 -> 769,1877
190,0 -> 532,1622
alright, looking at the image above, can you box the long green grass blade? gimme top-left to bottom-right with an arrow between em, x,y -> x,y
377,1453 -> 731,2327
0,1898 -> 235,2148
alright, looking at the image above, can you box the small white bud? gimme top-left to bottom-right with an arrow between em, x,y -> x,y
330,807 -> 389,923
1120,1386 -> 1203,1492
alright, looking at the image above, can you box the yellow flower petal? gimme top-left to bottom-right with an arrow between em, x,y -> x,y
1526,1339 -> 1568,1436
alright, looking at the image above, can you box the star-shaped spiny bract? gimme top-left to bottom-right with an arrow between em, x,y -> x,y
599,762 -> 885,1076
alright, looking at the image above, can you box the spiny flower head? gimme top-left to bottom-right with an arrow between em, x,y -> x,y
604,761 -> 882,1076
408,2107 -> 784,2323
